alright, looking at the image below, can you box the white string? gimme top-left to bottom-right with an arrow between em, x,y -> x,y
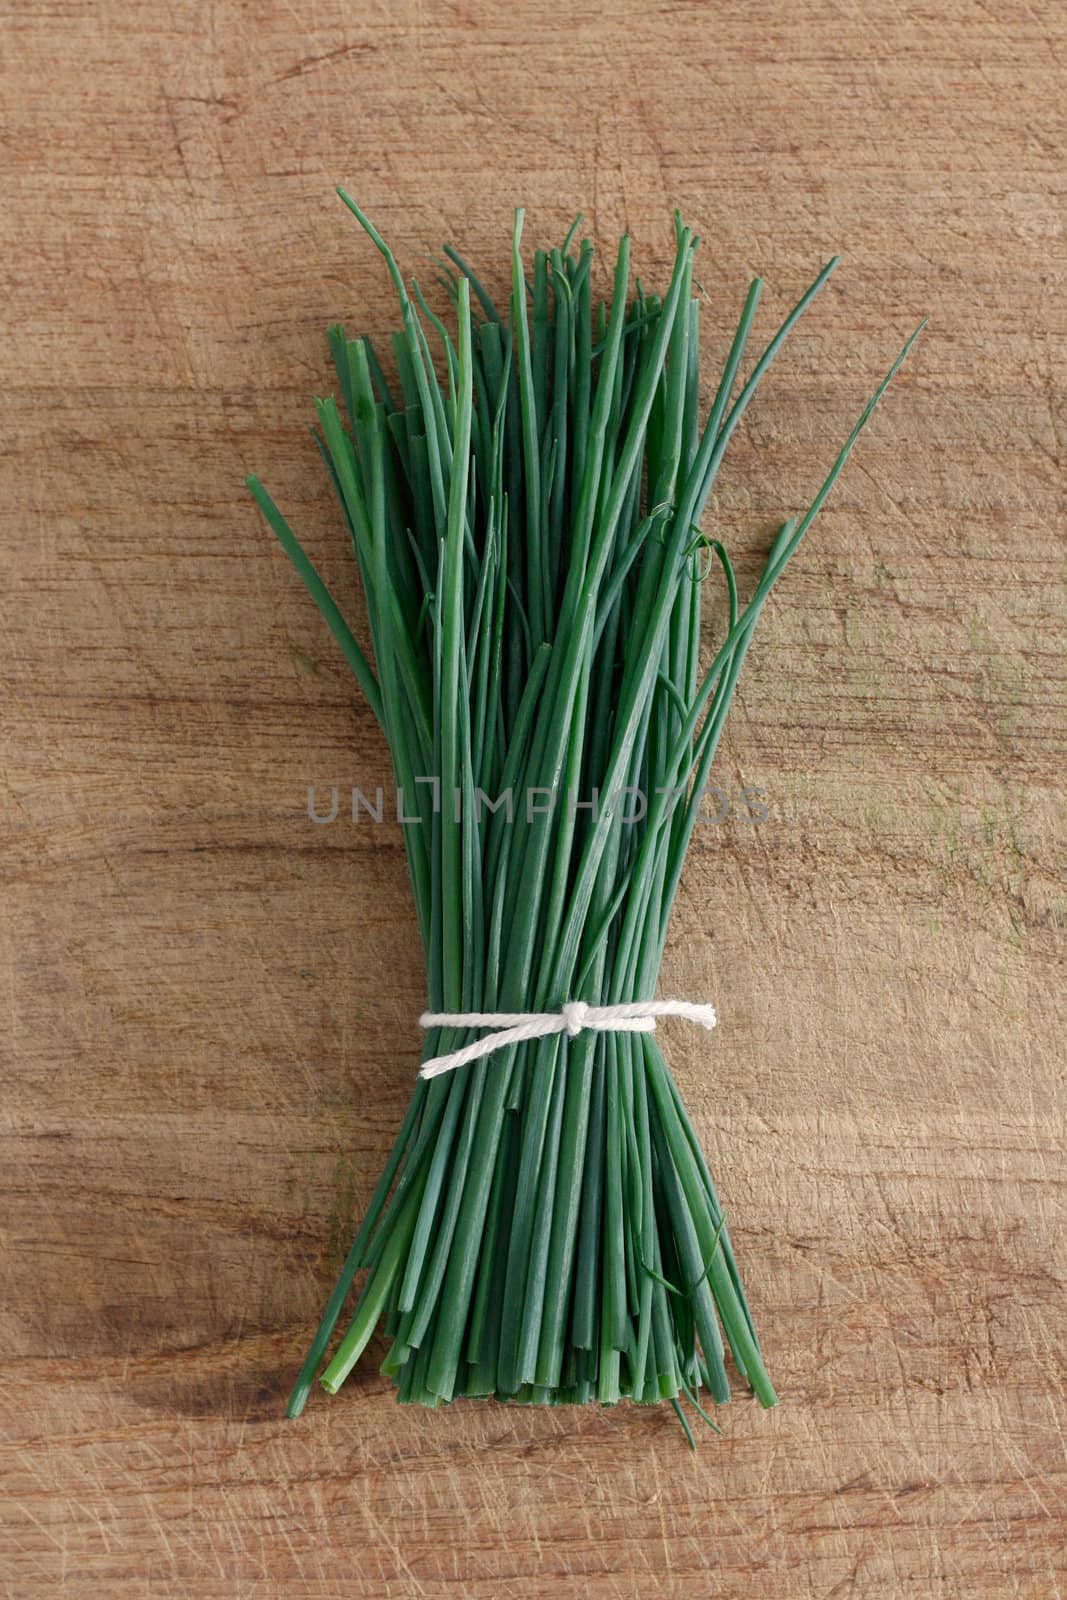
417,999 -> 717,1080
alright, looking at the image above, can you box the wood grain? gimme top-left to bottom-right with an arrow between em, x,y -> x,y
1,0 -> 1064,1594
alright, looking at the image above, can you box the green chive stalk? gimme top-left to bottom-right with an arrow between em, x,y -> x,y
249,193 -> 921,1437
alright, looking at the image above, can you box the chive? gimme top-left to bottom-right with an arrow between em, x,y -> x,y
250,197 -> 921,1439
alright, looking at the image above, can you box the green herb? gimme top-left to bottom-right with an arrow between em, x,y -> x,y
249,193 -> 921,1436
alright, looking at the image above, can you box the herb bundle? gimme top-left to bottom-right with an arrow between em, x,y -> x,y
249,194 -> 918,1437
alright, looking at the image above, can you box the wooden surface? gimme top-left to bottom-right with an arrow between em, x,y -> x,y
2,1 -> 1064,1595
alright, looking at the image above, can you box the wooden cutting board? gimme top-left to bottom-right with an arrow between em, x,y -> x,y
2,1 -> 1063,1594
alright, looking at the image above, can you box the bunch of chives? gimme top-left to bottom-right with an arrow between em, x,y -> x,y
249,193 -> 920,1438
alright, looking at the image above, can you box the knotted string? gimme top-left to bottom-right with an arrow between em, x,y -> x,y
417,999 -> 717,1079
